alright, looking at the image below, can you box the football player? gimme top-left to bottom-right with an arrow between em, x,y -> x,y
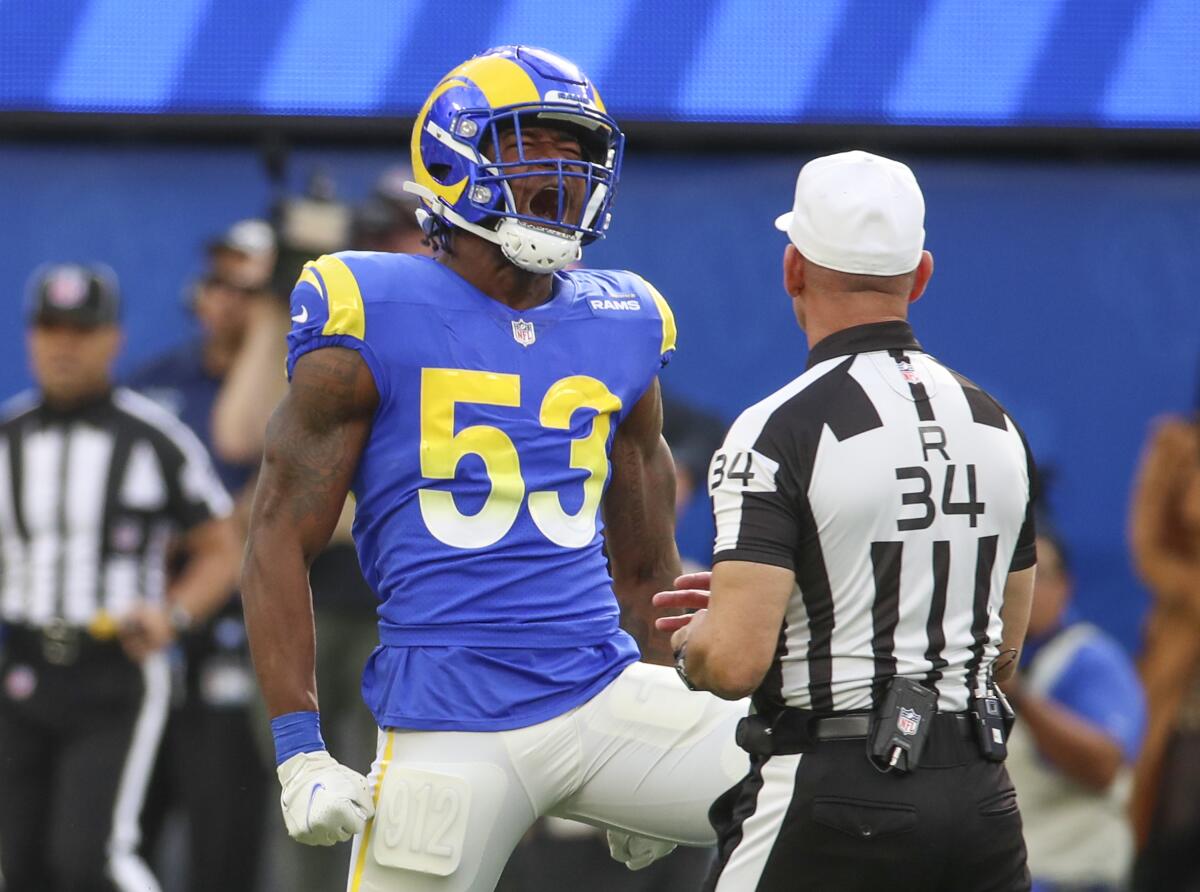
242,46 -> 746,891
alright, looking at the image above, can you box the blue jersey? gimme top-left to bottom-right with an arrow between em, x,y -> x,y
126,339 -> 256,496
1021,616 -> 1145,761
285,252 -> 676,731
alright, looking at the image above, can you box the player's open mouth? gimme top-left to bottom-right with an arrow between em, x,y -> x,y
528,184 -> 566,223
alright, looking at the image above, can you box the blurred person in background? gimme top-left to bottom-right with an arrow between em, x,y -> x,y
1003,524 -> 1145,892
204,172 -> 429,888
205,218 -> 277,294
351,165 -> 434,255
1128,415 -> 1200,892
662,393 -> 727,570
661,394 -> 725,521
211,169 -> 430,468
0,264 -> 238,892
127,220 -> 276,892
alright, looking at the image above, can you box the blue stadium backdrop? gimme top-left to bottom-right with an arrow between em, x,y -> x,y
1,0 -> 1199,127
2,142 -> 1198,655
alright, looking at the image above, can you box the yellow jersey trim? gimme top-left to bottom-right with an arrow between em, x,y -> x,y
641,278 -> 677,356
349,730 -> 395,891
301,255 -> 366,341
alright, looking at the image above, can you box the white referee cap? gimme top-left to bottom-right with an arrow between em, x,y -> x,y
208,218 -> 276,258
774,150 -> 926,277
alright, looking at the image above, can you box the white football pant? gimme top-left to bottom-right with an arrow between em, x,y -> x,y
344,660 -> 748,892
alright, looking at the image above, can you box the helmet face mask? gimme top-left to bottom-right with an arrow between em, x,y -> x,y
406,46 -> 625,273
465,105 -> 621,237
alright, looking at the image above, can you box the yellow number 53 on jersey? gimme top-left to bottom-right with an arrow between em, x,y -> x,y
419,368 -> 622,550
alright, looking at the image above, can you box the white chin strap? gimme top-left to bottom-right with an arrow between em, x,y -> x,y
495,218 -> 581,272
405,181 -> 582,273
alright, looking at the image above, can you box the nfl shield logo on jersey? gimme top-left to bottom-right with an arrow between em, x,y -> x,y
511,319 -> 536,347
897,707 -> 921,736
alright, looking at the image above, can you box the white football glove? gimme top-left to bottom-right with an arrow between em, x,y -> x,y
277,750 -> 375,846
606,829 -> 678,870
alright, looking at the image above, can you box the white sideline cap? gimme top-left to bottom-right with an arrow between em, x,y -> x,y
774,150 -> 925,277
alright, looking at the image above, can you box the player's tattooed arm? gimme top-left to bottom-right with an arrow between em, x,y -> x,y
604,377 -> 682,666
242,348 -> 378,718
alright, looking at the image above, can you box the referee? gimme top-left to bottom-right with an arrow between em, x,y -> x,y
657,152 -> 1037,891
0,265 -> 238,892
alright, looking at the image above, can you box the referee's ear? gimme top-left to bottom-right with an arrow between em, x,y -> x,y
907,250 -> 934,305
782,243 -> 805,298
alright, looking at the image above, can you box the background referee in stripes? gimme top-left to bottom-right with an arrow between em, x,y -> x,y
659,152 -> 1038,891
0,265 -> 239,892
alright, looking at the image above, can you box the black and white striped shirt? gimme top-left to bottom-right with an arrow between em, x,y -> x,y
710,321 -> 1036,714
0,388 -> 232,629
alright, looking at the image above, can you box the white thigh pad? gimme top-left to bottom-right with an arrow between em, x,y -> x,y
588,661 -> 711,744
371,765 -> 479,877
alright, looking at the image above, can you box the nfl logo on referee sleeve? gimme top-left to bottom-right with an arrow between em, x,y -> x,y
897,708 -> 921,736
511,319 -> 536,347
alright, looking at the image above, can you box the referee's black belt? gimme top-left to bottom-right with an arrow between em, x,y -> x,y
738,708 -> 975,762
1,621 -> 124,667
810,711 -> 974,742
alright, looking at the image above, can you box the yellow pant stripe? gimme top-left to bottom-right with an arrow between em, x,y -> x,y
349,730 -> 395,892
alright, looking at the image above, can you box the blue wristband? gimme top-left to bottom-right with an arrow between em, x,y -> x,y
271,710 -> 326,766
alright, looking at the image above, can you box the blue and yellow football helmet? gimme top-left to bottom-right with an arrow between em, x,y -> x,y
404,46 -> 624,273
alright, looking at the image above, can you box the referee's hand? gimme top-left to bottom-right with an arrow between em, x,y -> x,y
652,571 -> 711,633
118,604 -> 175,662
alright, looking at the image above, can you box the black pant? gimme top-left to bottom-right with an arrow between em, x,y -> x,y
497,820 -> 714,892
0,629 -> 167,892
141,610 -> 269,892
142,703 -> 269,892
706,715 -> 1030,891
